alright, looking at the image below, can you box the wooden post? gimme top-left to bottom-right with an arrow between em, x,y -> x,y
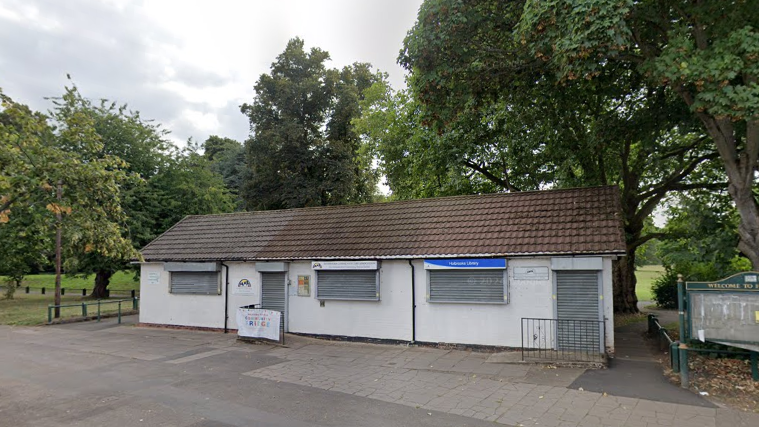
54,181 -> 62,319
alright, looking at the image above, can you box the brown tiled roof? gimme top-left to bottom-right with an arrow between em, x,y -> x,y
140,186 -> 626,261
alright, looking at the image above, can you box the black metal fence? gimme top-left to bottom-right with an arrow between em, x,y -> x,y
521,318 -> 606,363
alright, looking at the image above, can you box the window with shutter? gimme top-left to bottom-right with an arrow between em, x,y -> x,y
170,272 -> 220,295
316,270 -> 379,301
428,270 -> 506,303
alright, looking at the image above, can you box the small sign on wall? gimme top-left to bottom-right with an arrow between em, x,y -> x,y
233,278 -> 255,295
312,261 -> 377,270
513,267 -> 549,281
147,272 -> 160,285
298,275 -> 311,297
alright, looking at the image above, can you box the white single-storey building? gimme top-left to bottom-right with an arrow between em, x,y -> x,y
138,186 -> 626,354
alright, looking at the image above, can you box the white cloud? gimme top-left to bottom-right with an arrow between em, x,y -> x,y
0,0 -> 422,145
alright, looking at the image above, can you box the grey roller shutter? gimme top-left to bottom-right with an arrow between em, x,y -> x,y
170,272 -> 219,295
316,271 -> 378,300
556,271 -> 600,352
429,270 -> 504,303
261,273 -> 286,313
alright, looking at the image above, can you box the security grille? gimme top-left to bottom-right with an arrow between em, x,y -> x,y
429,270 -> 504,303
521,318 -> 605,363
316,270 -> 378,300
261,272 -> 286,313
170,272 -> 219,295
556,271 -> 600,352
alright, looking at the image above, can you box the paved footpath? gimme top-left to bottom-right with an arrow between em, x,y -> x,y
247,337 -> 754,427
1,319 -> 757,427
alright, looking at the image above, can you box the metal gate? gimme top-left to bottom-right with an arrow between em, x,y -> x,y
556,271 -> 601,353
261,272 -> 286,336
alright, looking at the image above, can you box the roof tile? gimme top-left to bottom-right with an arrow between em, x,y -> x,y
140,186 -> 626,261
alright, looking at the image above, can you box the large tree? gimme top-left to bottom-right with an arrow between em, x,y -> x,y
56,95 -> 171,298
56,91 -> 236,298
398,0 -> 723,312
517,0 -> 759,268
241,38 -> 379,210
1,86 -> 136,314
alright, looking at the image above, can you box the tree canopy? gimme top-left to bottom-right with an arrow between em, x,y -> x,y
0,83 -> 236,299
241,38 -> 380,210
515,0 -> 759,269
395,0 -> 739,312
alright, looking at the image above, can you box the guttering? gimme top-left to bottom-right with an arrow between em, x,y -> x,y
408,260 -> 416,343
142,251 -> 627,263
220,262 -> 230,334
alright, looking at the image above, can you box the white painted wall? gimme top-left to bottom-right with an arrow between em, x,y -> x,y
140,262 -> 225,328
224,262 -> 260,330
141,256 -> 617,352
415,258 -> 554,347
287,260 -> 413,341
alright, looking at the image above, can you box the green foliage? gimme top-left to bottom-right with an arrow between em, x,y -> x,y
658,192 -> 746,279
354,81 -> 498,198
241,38 -> 380,210
651,268 -> 680,309
1,83 -> 235,296
47,85 -> 138,270
515,0 -> 759,267
1,85 -> 135,284
400,0 -> 736,312
203,135 -> 247,210
150,141 -> 235,231
654,191 -> 750,308
0,205 -> 50,299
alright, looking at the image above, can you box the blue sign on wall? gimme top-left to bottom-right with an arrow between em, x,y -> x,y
423,258 -> 507,270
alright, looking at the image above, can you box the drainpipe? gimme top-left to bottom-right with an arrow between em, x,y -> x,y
408,260 -> 416,343
221,262 -> 230,333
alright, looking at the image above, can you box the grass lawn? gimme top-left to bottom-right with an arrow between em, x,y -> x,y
636,265 -> 665,302
0,293 -> 137,326
1,271 -> 139,292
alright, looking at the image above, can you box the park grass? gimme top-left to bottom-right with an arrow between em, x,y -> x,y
1,271 -> 139,292
635,265 -> 665,302
0,293 -> 136,326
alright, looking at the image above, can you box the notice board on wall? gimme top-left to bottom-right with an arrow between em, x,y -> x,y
236,308 -> 280,341
297,275 -> 311,296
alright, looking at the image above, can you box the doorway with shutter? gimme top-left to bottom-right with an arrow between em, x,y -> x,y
260,272 -> 287,332
555,270 -> 602,353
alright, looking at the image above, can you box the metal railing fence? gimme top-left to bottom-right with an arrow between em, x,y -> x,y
47,297 -> 139,324
521,317 -> 606,363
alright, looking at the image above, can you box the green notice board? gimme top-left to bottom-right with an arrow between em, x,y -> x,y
686,272 -> 759,352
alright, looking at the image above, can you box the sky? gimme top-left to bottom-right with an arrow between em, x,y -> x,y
0,0 -> 424,146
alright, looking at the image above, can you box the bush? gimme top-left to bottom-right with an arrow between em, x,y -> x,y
651,268 -> 679,309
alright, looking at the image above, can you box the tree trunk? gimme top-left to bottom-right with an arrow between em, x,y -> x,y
679,94 -> 759,270
91,269 -> 113,299
613,251 -> 639,313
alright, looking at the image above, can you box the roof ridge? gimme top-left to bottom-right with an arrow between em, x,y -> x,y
183,185 -> 618,220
